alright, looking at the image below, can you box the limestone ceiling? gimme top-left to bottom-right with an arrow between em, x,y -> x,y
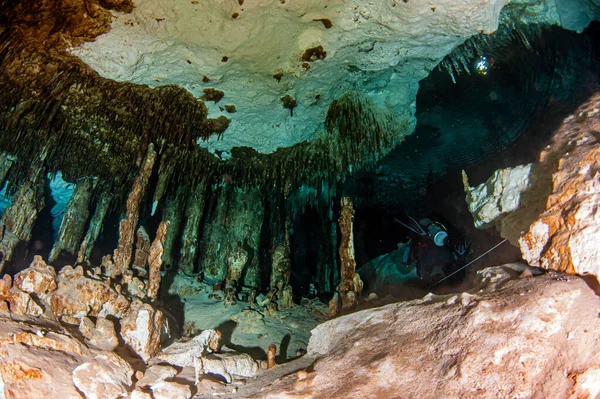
72,0 -> 517,157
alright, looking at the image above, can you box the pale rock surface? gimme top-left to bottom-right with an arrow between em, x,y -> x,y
72,353 -> 134,399
50,265 -> 130,319
130,390 -> 153,399
78,316 -> 119,351
195,351 -> 259,384
120,300 -> 164,362
135,364 -> 177,389
150,380 -> 192,399
463,164 -> 533,228
262,264 -> 600,399
151,329 -> 221,368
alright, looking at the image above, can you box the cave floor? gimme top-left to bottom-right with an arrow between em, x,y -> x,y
170,273 -> 330,362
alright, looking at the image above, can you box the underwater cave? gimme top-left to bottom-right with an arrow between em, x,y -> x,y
0,0 -> 600,398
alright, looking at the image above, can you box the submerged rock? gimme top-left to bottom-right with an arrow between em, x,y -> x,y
464,94 -> 600,278
0,313 -> 93,399
72,353 -> 134,399
50,265 -> 130,319
120,301 -> 165,362
265,264 -> 600,398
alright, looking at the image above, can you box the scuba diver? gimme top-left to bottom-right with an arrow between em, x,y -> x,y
396,216 -> 469,285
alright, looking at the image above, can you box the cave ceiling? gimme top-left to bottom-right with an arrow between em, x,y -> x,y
0,0 -> 598,196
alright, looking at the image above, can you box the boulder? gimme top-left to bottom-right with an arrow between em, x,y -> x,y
152,329 -> 221,367
264,264 -> 600,398
72,353 -> 134,399
194,351 -> 259,384
520,98 -> 600,275
120,301 -> 164,362
463,164 -> 533,229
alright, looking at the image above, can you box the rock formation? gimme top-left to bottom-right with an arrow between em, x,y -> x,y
331,197 -> 363,315
465,94 -> 600,277
77,191 -> 113,264
264,264 -> 600,399
520,96 -> 600,275
147,221 -> 169,300
113,144 -> 157,276
179,180 -> 206,275
0,164 -> 45,273
50,177 -> 95,262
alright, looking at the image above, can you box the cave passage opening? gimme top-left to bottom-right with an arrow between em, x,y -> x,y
332,22 -> 600,299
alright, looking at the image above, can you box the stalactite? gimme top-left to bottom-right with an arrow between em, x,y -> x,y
132,226 -> 151,273
161,186 -> 186,270
77,191 -> 112,264
0,164 -> 45,272
147,221 -> 168,300
49,177 -> 95,262
113,144 -> 157,276
332,197 -> 363,315
179,180 -> 207,275
0,153 -> 15,188
151,151 -> 174,216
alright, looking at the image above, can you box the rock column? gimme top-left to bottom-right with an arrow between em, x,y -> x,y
179,180 -> 206,275
49,177 -> 95,262
147,221 -> 169,300
200,185 -> 264,285
332,197 -> 363,315
0,167 -> 45,272
77,191 -> 112,264
161,186 -> 186,270
113,144 -> 157,276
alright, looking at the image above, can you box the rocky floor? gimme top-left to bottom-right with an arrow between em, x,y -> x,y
2,259 -> 600,399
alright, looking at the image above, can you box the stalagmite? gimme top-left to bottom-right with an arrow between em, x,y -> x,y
0,152 -> 15,187
49,177 -> 95,262
113,144 -> 157,275
224,249 -> 248,305
179,181 -> 206,275
270,219 -> 291,292
333,197 -> 363,315
77,191 -> 112,264
161,186 -> 186,269
267,344 -> 277,369
147,221 -> 169,300
132,226 -> 151,272
0,165 -> 45,272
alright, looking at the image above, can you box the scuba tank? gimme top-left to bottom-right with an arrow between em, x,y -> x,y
419,218 -> 448,247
